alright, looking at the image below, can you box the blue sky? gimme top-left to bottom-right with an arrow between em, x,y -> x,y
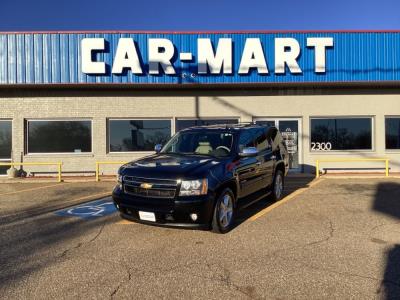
1,0 -> 400,31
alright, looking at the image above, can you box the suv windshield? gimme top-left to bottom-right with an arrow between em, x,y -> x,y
161,131 -> 234,157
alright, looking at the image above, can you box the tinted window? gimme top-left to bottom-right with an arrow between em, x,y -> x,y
27,120 -> 92,153
162,131 -> 233,157
310,118 -> 372,151
238,128 -> 269,152
176,119 -> 238,132
385,118 -> 400,149
0,121 -> 12,159
255,128 -> 270,151
109,120 -> 171,152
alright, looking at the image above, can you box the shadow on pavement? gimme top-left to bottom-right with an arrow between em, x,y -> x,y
373,182 -> 400,299
0,212 -> 116,289
233,175 -> 314,229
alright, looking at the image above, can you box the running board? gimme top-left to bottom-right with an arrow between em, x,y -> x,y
238,189 -> 272,210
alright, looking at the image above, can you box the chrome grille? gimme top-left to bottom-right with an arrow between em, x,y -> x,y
123,176 -> 178,199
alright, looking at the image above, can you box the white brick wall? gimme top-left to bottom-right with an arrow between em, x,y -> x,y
1,88 -> 400,175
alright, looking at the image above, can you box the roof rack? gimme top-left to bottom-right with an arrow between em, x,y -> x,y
182,122 -> 270,130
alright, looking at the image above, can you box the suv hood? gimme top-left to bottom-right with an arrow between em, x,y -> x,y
120,153 -> 222,179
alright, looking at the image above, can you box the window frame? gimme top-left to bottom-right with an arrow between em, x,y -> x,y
107,118 -> 173,154
309,116 -> 375,153
385,115 -> 400,152
0,119 -> 12,161
25,119 -> 93,155
175,117 -> 240,133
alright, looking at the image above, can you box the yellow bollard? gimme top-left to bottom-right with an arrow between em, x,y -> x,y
385,159 -> 389,177
316,160 -> 320,179
58,163 -> 62,183
96,162 -> 100,182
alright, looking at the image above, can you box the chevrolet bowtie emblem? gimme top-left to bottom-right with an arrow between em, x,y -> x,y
140,183 -> 153,189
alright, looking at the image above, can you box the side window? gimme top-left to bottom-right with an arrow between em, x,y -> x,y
238,129 -> 256,151
255,128 -> 271,152
267,127 -> 281,151
239,128 -> 270,152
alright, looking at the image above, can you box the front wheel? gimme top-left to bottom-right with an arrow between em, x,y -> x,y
211,188 -> 235,234
270,170 -> 284,201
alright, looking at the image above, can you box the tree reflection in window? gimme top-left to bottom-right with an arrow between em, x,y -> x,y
27,120 -> 92,153
311,118 -> 372,150
109,120 -> 171,152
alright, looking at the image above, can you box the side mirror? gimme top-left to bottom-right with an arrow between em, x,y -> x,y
239,147 -> 258,157
154,144 -> 162,153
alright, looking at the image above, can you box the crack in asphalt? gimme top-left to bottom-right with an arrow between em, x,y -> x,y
110,267 -> 132,299
58,222 -> 106,258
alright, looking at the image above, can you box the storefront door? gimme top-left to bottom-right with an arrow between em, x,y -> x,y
255,118 -> 302,172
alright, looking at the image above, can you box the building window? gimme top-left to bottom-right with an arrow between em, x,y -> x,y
310,117 -> 372,151
0,120 -> 12,175
108,119 -> 172,152
26,120 -> 92,154
385,117 -> 400,150
175,118 -> 239,132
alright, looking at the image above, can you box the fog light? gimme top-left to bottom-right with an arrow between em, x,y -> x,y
190,213 -> 198,221
165,214 -> 174,221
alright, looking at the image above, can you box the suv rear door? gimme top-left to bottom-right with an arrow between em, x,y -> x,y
236,128 -> 265,198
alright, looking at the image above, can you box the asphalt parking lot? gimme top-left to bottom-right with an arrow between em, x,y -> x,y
0,177 -> 399,299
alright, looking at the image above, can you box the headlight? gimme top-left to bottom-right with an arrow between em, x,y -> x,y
179,179 -> 208,196
117,174 -> 123,188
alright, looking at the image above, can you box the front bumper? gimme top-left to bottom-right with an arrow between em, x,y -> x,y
112,185 -> 215,229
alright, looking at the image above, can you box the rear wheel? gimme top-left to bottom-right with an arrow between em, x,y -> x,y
270,170 -> 284,201
212,188 -> 235,234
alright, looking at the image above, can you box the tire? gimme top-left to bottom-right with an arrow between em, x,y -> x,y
211,188 -> 235,234
270,170 -> 284,201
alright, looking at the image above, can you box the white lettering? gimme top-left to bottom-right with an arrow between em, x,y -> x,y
112,38 -> 143,74
239,38 -> 268,74
198,38 -> 232,74
81,38 -> 106,74
274,38 -> 302,74
148,39 -> 176,75
307,37 -> 333,73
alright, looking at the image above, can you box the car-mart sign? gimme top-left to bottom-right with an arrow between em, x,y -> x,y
2,32 -> 400,85
81,37 -> 333,76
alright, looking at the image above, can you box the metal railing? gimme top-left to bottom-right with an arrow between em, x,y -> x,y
0,162 -> 63,182
315,158 -> 390,178
95,161 -> 128,182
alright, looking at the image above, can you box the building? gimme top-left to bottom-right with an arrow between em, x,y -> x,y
0,30 -> 400,176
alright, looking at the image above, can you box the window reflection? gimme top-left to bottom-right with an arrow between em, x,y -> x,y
311,118 -> 372,150
27,120 -> 92,153
109,120 -> 171,152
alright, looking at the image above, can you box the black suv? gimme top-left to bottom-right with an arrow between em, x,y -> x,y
112,123 -> 289,233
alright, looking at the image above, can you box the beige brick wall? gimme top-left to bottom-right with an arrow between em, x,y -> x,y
1,87 -> 400,176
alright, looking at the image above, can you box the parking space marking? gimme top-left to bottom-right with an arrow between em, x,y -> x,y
249,179 -> 324,221
117,219 -> 136,225
0,182 -> 74,197
55,198 -> 116,219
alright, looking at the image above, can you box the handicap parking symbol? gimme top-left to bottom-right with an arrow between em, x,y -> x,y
55,198 -> 117,219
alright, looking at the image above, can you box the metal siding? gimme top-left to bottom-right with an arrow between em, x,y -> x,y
33,34 -> 43,83
25,34 -> 35,83
16,35 -> 25,83
2,32 -> 400,85
7,35 -> 16,84
0,35 -> 7,84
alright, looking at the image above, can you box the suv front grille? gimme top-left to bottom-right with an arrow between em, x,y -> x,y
123,176 -> 178,199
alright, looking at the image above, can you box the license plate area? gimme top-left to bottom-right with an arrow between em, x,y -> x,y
138,211 -> 156,222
